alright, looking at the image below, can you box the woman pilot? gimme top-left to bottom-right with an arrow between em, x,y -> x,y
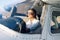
26,8 -> 41,33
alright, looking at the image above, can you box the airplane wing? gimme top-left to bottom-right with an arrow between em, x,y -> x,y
42,0 -> 60,7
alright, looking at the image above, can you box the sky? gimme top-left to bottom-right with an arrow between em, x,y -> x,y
0,0 -> 26,11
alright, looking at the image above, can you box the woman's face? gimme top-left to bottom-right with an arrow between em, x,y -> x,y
28,10 -> 34,19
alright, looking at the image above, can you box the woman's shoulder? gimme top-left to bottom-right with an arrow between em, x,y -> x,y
35,19 -> 39,22
34,19 -> 40,23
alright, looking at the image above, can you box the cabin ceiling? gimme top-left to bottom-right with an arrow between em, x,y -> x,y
16,1 -> 34,14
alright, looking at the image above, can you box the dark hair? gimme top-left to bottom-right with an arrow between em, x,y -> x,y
28,8 -> 37,18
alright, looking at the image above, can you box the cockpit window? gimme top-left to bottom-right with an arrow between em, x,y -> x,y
51,11 -> 60,34
0,0 -> 42,34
